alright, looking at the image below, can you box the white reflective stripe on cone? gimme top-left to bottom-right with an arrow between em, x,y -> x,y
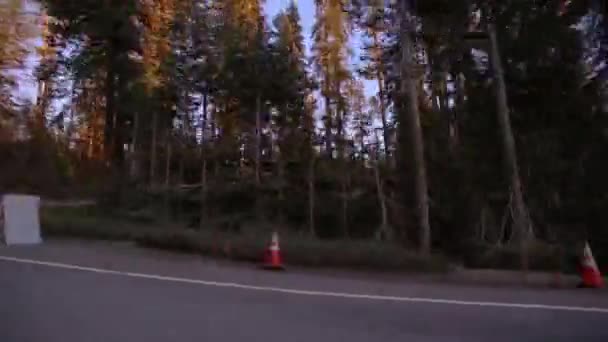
271,232 -> 279,245
583,243 -> 600,270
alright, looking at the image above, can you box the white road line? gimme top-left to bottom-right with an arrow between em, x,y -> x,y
0,255 -> 606,314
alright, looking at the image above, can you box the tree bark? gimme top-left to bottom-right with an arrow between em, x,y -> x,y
35,80 -> 49,130
177,91 -> 189,220
372,132 -> 391,240
150,111 -> 158,186
276,105 -> 289,224
112,64 -> 126,171
451,72 -> 465,154
336,98 -> 346,159
488,24 -> 530,260
104,51 -> 116,164
308,155 -> 316,237
165,135 -> 172,220
337,99 -> 349,238
400,0 -> 431,255
35,11 -> 50,131
254,94 -> 263,220
129,111 -> 139,181
255,93 -> 262,186
200,157 -> 207,225
373,159 -> 390,240
277,156 -> 285,223
373,33 -> 391,164
341,172 -> 350,239
177,145 -> 185,219
200,92 -> 208,141
324,94 -> 332,158
199,92 -> 208,228
211,106 -> 220,177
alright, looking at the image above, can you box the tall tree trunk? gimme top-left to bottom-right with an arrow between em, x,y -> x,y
199,92 -> 208,228
336,98 -> 345,159
255,94 -> 262,186
254,94 -> 263,220
104,53 -> 116,164
111,72 -> 127,205
200,157 -> 207,225
212,106 -> 220,177
112,106 -> 125,169
277,157 -> 285,223
150,111 -> 159,187
35,80 -> 49,130
177,93 -> 189,220
433,70 -> 457,155
35,11 -> 50,131
338,101 -> 349,238
276,105 -> 288,224
400,0 -> 431,255
451,72 -> 465,154
372,132 -> 391,240
165,135 -> 172,220
324,95 -> 332,158
201,92 -> 208,142
308,155 -> 316,237
373,157 -> 390,240
373,33 -> 391,164
341,172 -> 350,239
488,24 -> 530,263
67,87 -> 76,147
177,145 -> 185,220
129,111 -> 140,181
112,65 -> 126,171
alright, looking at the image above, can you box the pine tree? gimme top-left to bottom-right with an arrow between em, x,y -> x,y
487,0 -> 592,245
268,2 -> 314,220
44,0 -> 142,168
347,79 -> 368,156
0,0 -> 34,114
139,0 -> 176,184
398,0 -> 431,254
358,0 -> 392,159
33,8 -> 58,131
270,1 -> 311,159
312,0 -> 352,159
214,0 -> 269,182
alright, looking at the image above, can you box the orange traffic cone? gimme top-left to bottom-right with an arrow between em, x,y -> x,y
578,242 -> 604,288
262,231 -> 284,270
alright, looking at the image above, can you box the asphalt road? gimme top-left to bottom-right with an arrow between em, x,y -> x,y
0,240 -> 607,342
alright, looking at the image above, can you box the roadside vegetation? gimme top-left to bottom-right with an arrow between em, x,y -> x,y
2,1 -> 607,274
42,205 -> 449,272
41,204 -> 576,273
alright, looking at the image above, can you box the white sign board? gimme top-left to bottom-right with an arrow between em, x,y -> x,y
1,194 -> 42,245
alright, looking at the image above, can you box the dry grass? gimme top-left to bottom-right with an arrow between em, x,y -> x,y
135,229 -> 449,272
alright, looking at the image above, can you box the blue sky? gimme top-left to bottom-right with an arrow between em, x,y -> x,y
265,0 -> 315,48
